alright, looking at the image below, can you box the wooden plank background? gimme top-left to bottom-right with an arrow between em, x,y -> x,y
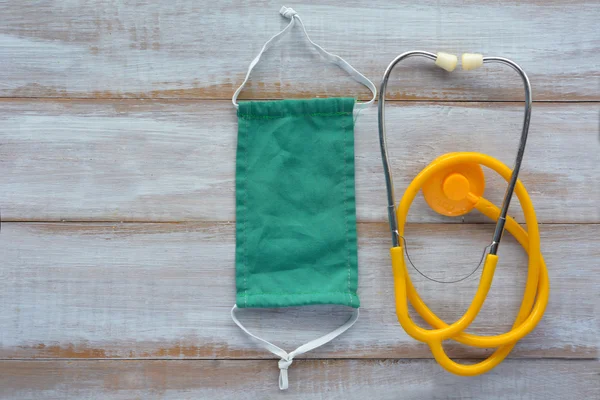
1,0 -> 599,101
1,101 -> 598,223
1,360 -> 598,400
0,0 -> 598,399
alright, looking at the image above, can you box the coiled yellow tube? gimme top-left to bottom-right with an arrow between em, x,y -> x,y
391,151 -> 549,376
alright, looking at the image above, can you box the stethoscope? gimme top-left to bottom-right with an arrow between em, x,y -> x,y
378,51 -> 550,376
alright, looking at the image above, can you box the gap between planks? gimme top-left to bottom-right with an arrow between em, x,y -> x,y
2,357 -> 596,362
3,220 -> 599,225
0,97 -> 599,104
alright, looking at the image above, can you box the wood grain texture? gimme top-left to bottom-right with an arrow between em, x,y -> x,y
1,1 -> 599,101
1,359 -> 598,400
1,221 -> 597,360
2,100 -> 598,223
1,0 -> 598,396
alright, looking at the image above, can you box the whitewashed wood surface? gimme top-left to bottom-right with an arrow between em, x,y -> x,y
0,0 -> 599,101
1,101 -> 598,223
1,360 -> 598,400
1,0 -> 599,398
1,221 -> 598,360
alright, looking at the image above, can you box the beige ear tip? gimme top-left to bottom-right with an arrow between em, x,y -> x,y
462,53 -> 484,71
435,52 -> 458,72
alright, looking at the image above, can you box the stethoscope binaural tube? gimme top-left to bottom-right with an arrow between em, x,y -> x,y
378,51 -> 548,376
378,51 -> 532,253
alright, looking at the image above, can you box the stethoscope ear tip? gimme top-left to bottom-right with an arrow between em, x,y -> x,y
462,53 -> 484,71
435,52 -> 458,72
433,52 -> 484,72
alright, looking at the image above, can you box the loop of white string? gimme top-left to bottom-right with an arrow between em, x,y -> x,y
232,6 -> 376,113
231,305 -> 359,390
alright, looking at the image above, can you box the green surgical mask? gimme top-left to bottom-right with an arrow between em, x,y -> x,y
230,6 -> 376,390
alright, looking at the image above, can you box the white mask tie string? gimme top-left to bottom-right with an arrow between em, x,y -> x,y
231,305 -> 359,390
232,6 -> 376,114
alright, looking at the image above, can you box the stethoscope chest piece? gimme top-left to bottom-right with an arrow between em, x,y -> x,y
421,154 -> 485,217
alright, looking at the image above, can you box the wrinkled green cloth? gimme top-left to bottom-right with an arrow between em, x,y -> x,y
235,98 -> 360,308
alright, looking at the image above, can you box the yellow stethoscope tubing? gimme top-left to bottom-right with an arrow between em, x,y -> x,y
391,152 -> 549,376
